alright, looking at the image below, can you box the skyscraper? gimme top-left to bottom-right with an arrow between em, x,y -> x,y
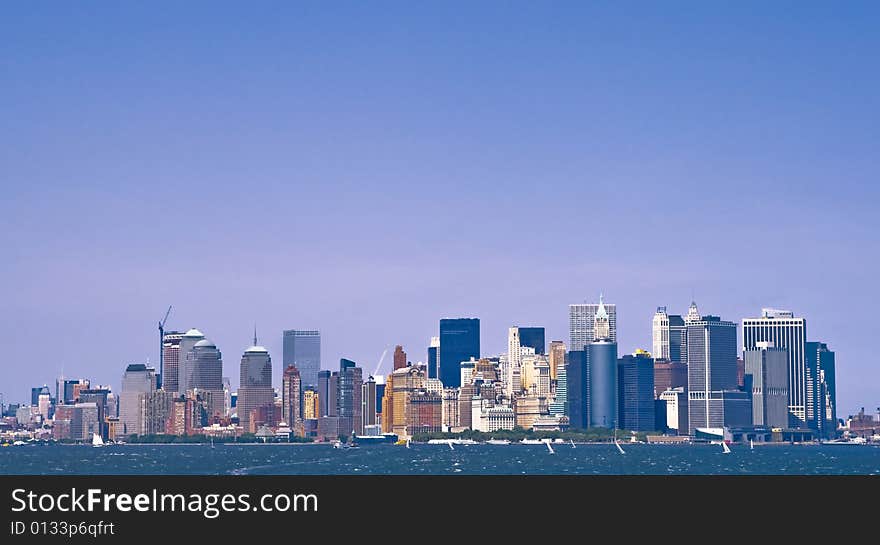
393,345 -> 407,370
549,356 -> 567,417
282,365 -> 302,431
185,339 -> 224,417
238,334 -> 274,432
518,327 -> 546,355
548,340 -> 565,382
177,328 -> 205,394
806,342 -> 836,438
439,318 -> 480,388
588,298 -> 618,428
569,298 -> 617,351
337,359 -> 363,435
317,370 -> 331,417
744,342 -> 788,429
566,350 -> 588,429
119,364 -> 156,437
687,313 -> 745,434
427,337 -> 440,379
742,309 -> 807,428
302,388 -> 318,420
652,307 -> 687,364
362,377 -> 377,428
161,331 -> 183,393
618,351 -> 656,432
506,327 -> 522,397
283,330 -> 321,390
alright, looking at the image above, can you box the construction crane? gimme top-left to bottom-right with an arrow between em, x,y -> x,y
158,306 -> 172,389
372,346 -> 390,379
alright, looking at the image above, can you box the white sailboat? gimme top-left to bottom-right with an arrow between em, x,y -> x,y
406,438 -> 411,449
545,440 -> 555,455
92,433 -> 105,448
570,439 -> 576,449
722,441 -> 731,454
448,440 -> 455,451
613,429 -> 625,454
750,439 -> 754,450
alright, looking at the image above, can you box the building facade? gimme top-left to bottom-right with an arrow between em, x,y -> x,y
238,338 -> 274,432
687,313 -> 739,434
282,330 -> 321,390
618,352 -> 656,432
742,309 -> 807,428
744,342 -> 788,428
569,299 -> 617,351
439,318 -> 480,388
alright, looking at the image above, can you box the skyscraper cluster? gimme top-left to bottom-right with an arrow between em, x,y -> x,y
3,298 -> 840,444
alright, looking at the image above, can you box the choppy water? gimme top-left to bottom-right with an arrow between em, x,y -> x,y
1,443 -> 879,475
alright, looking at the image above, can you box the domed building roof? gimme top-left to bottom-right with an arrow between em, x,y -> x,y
194,339 -> 216,348
245,345 -> 268,354
183,328 -> 205,338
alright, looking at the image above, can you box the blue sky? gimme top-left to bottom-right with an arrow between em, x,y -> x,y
2,2 -> 878,416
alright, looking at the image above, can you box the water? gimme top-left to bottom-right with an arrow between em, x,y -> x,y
1,443 -> 879,475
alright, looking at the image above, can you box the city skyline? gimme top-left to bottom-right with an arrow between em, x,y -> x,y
3,3 -> 878,416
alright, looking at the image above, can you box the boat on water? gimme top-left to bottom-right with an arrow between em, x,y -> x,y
545,441 -> 555,454
12,440 -> 27,446
486,439 -> 511,445
92,433 -> 105,448
570,439 -> 576,449
721,441 -> 732,454
520,439 -> 544,445
822,437 -> 868,445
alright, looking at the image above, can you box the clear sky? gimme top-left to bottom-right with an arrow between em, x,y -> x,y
2,2 -> 877,416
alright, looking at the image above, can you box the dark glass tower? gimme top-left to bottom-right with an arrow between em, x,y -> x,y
517,327 -> 546,355
439,318 -> 480,388
566,350 -> 589,429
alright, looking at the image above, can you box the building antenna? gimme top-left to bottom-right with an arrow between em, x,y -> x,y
254,323 -> 258,346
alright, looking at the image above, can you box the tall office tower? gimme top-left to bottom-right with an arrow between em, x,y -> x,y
742,309 -> 808,428
393,345 -> 407,370
281,365 -> 302,431
185,339 -> 225,417
439,318 -> 480,388
337,359 -> 363,435
442,387 -> 460,430
566,350 -> 588,428
806,342 -> 836,438
518,327 -> 546,355
161,331 -> 183,393
222,377 -> 232,417
507,327 -> 522,397
362,377 -> 377,428
588,299 -> 618,428
302,388 -> 318,420
687,314 -> 748,434
375,379 -> 385,420
119,364 -> 156,437
744,342 -> 789,428
617,351 -> 656,431
427,337 -> 440,379
282,330 -> 321,390
60,379 -> 84,404
569,296 -> 617,351
652,307 -> 687,364
317,370 -> 331,417
548,341 -> 565,382
238,334 -> 274,433
549,358 -> 567,416
177,328 -> 205,394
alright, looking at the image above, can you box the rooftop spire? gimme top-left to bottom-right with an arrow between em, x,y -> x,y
253,324 -> 258,347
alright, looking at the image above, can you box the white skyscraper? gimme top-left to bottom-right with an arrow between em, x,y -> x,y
742,308 -> 807,428
569,297 -> 617,350
507,327 -> 522,397
653,307 -> 687,364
